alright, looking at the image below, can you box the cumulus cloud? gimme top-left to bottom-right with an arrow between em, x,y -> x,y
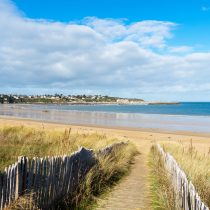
0,0 -> 210,100
83,17 -> 176,48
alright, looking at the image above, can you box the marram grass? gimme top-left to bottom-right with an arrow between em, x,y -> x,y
0,125 -> 122,171
160,141 -> 210,207
149,145 -> 176,210
1,126 -> 138,210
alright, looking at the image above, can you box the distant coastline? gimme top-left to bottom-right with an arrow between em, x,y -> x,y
1,101 -> 180,106
0,94 -> 180,105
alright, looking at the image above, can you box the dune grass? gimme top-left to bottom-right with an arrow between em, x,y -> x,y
0,125 -> 124,171
149,145 -> 176,210
160,141 -> 210,207
0,125 -> 138,209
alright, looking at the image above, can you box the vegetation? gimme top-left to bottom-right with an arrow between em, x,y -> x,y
60,142 -> 138,209
0,94 -> 116,104
0,126 -> 125,171
150,140 -> 210,209
160,141 -> 210,207
149,145 -> 176,210
0,126 -> 138,209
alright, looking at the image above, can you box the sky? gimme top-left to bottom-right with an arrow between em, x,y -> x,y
0,0 -> 210,101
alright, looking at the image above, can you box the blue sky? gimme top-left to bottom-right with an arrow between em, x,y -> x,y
1,0 -> 210,101
12,0 -> 210,50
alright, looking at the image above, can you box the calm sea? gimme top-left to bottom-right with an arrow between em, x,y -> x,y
28,102 -> 210,116
1,102 -> 210,133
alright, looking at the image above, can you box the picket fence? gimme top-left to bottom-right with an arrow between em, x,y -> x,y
0,142 -> 126,210
156,144 -> 209,210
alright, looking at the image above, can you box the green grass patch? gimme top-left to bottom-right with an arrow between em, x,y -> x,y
149,145 -> 176,210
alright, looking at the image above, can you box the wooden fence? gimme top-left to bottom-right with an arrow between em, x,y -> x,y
156,144 -> 209,210
0,142 -> 126,210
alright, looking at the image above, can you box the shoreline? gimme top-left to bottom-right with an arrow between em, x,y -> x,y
0,101 -> 180,106
1,115 -> 210,138
1,103 -> 210,133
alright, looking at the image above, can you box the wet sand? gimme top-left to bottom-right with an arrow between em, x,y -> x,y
1,104 -> 210,133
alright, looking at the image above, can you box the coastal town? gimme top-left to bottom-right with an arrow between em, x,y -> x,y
0,94 -> 144,104
0,94 -> 179,105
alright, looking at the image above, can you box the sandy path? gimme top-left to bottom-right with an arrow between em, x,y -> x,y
95,147 -> 151,210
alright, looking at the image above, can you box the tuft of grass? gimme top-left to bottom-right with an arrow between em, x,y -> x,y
149,145 -> 176,210
5,192 -> 39,210
160,141 -> 210,207
0,126 -> 122,171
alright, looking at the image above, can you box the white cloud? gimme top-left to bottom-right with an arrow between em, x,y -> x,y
0,0 -> 210,101
84,17 -> 176,48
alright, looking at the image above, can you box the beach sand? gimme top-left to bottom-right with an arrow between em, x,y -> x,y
1,115 -> 210,143
1,116 -> 210,209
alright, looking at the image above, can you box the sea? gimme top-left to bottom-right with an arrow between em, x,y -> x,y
1,102 -> 210,133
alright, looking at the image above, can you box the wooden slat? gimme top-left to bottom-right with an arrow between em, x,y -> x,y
27,159 -> 34,190
33,157 -> 40,207
2,170 -> 7,209
0,172 -> 3,210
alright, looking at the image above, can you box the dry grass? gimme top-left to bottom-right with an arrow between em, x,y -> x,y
0,125 -> 123,171
1,125 -> 138,210
149,145 -> 176,210
5,192 -> 39,210
159,141 -> 210,207
62,143 -> 138,209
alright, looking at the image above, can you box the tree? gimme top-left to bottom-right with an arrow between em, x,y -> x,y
8,96 -> 15,104
0,97 -> 3,104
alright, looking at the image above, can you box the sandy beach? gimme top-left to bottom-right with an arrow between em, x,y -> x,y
1,115 -> 210,148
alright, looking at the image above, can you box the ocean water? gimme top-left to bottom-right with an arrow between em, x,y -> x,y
1,102 -> 210,133
27,102 -> 210,116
